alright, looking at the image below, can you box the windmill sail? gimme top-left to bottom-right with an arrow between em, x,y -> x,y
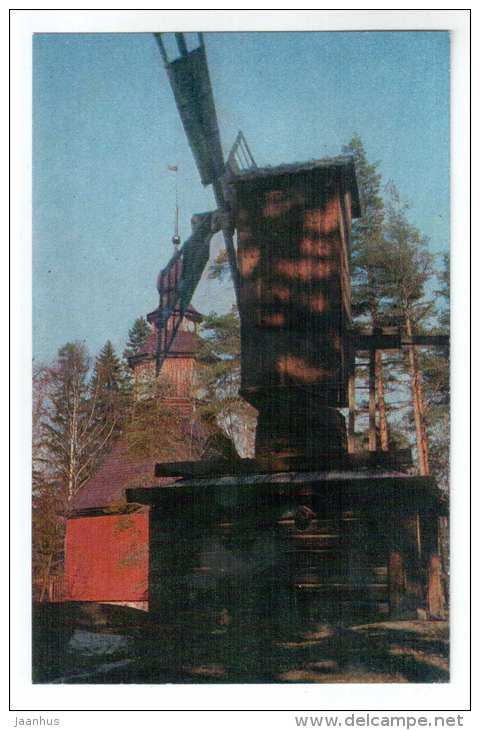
155,35 -> 225,187
176,212 -> 213,313
153,34 -> 259,364
154,32 -> 247,303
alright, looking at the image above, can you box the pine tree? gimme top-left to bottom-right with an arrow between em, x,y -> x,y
432,252 -> 450,401
381,183 -> 436,475
196,307 -> 256,458
420,253 -> 450,489
342,135 -> 386,321
91,340 -> 129,434
123,317 -> 151,360
342,135 -> 391,451
125,376 -> 186,460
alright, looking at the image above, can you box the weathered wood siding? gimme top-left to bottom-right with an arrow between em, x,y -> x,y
148,505 -> 391,623
134,356 -> 195,400
235,167 -> 352,408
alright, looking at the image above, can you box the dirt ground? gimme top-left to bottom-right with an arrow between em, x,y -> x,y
33,603 -> 449,684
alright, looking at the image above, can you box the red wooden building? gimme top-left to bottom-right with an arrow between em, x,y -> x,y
63,304 -> 204,610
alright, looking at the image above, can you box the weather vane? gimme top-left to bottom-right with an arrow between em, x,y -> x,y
167,164 -> 180,248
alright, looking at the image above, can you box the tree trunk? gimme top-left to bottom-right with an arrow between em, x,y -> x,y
39,552 -> 53,603
367,294 -> 388,452
405,314 -> 430,475
375,350 -> 389,451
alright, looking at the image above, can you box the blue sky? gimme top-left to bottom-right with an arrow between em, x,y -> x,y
33,31 -> 450,364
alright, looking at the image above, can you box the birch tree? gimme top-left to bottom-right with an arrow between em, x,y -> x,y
41,341 -> 126,509
32,364 -> 64,601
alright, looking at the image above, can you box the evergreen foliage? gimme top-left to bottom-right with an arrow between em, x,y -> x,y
124,377 -> 185,460
419,254 -> 450,489
381,182 -> 436,331
342,134 -> 387,324
196,307 -> 256,458
123,317 -> 151,360
343,136 -> 448,478
208,247 -> 230,281
91,340 -> 130,433
343,135 -> 399,451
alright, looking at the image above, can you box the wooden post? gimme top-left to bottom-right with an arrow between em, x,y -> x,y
388,510 -> 424,618
427,554 -> 446,619
405,314 -> 430,475
420,510 -> 446,619
368,347 -> 377,451
375,350 -> 389,451
347,361 -> 356,453
388,550 -> 405,617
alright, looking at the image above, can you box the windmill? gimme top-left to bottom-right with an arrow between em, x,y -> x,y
153,32 -> 256,375
152,31 -> 448,468
126,32 -> 449,628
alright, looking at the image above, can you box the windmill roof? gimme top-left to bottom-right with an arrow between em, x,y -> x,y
233,155 -> 361,217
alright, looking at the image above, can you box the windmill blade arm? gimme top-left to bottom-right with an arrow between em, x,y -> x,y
159,40 -> 225,187
156,211 -> 217,373
157,211 -> 215,315
154,33 -> 242,303
178,212 -> 216,314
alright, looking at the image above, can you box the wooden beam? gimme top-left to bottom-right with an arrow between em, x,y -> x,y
175,33 -> 189,58
353,334 -> 401,351
127,474 -> 441,510
154,449 -> 414,479
388,511 -> 426,618
427,554 -> 446,619
347,366 -> 356,453
388,551 -> 405,617
405,334 -> 450,347
351,332 -> 449,352
420,510 -> 447,619
368,348 -> 377,452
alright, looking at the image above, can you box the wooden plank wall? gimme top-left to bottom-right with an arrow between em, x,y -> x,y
148,506 -> 390,623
